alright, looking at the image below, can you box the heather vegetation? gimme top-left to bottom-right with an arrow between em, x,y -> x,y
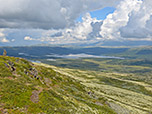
0,46 -> 152,114
39,63 -> 152,114
0,56 -> 116,114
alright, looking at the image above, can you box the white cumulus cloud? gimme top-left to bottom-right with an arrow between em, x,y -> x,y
100,0 -> 143,39
39,13 -> 103,44
24,36 -> 33,41
1,0 -> 152,45
120,0 -> 152,39
0,0 -> 120,29
0,29 -> 9,43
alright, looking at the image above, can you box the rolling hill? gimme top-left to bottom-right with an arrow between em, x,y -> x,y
0,46 -> 152,114
0,55 -> 116,114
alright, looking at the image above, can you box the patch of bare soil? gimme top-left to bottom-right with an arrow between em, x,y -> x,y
44,78 -> 52,86
0,103 -> 8,114
30,88 -> 43,103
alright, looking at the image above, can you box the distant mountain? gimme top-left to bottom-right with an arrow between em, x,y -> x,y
0,46 -> 129,59
45,40 -> 152,47
1,39 -> 152,47
101,40 -> 152,46
61,40 -> 152,47
0,46 -> 152,61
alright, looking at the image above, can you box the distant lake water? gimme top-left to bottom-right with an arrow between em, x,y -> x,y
30,60 -> 41,63
46,53 -> 125,59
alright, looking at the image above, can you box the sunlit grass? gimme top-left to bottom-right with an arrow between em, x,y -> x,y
40,63 -> 152,114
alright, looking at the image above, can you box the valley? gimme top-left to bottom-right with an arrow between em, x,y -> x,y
0,46 -> 152,114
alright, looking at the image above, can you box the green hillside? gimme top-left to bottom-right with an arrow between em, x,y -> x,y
38,63 -> 152,114
0,55 -> 116,114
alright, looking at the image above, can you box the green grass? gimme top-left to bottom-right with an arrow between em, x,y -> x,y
1,53 -> 152,114
0,55 -> 116,114
40,60 -> 152,114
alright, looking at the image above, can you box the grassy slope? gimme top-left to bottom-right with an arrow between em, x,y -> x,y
107,46 -> 152,60
38,63 -> 152,114
0,56 -> 116,114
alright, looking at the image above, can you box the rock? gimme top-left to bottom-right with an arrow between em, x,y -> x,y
8,61 -> 14,66
24,70 -> 28,75
1,109 -> 8,114
95,102 -> 103,106
11,66 -> 16,72
88,92 -> 91,95
29,68 -> 33,71
4,63 -> 9,68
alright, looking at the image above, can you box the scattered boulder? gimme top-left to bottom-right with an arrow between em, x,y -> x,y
87,91 -> 97,99
88,92 -> 91,95
11,66 -> 16,72
4,63 -> 9,68
29,68 -> 33,71
27,67 -> 40,80
95,102 -> 103,106
0,109 -> 8,114
4,61 -> 16,72
24,70 -> 28,75
8,61 -> 14,66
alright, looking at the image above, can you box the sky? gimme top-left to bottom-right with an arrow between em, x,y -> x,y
76,7 -> 116,22
0,0 -> 152,46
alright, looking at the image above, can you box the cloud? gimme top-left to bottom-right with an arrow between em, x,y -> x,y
24,36 -> 33,41
0,29 -> 5,37
38,13 -> 103,44
1,0 -> 152,46
11,39 -> 15,42
99,0 -> 152,41
120,0 -> 152,39
0,29 -> 9,42
88,20 -> 103,39
67,13 -> 96,40
100,0 -> 143,39
0,38 -> 9,43
68,13 -> 103,40
0,0 -> 120,29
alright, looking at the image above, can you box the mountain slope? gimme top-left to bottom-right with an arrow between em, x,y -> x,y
38,63 -> 152,114
0,56 -> 116,114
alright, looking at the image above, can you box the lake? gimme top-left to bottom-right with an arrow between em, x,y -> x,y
46,53 -> 125,59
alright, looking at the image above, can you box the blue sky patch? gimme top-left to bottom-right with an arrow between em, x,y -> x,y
76,7 -> 116,22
